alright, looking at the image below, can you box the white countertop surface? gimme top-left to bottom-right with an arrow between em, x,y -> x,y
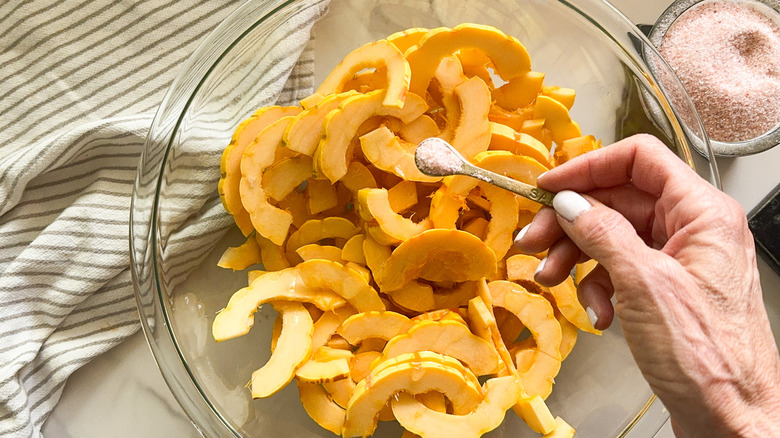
41,1 -> 780,437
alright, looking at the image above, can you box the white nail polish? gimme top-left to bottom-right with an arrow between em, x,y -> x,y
534,257 -> 547,277
586,306 -> 598,327
514,224 -> 531,245
553,190 -> 591,222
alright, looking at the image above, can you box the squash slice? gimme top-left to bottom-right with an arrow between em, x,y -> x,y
323,378 -> 357,409
255,234 -> 290,271
212,268 -> 346,341
406,23 -> 531,98
448,76 -> 492,160
296,259 -> 385,312
505,254 -> 600,334
296,244 -> 343,263
341,234 -> 366,265
341,161 -> 379,194
555,134 -> 600,165
284,91 -> 359,156
262,156 -> 313,203
391,376 -> 521,438
488,280 -> 562,398
316,90 -> 428,182
386,281 -> 437,313
480,183 -> 520,260
359,126 -> 441,182
492,71 -> 545,111
489,122 -> 552,168
533,95 -> 582,145
337,310 -> 411,345
251,302 -> 313,398
239,115 -> 298,245
218,234 -> 262,270
296,347 -> 353,383
358,188 -> 432,244
285,217 -> 360,257
315,40 -> 411,109
220,106 -> 301,235
381,319 -> 500,375
297,379 -> 346,435
387,27 -> 429,53
376,229 -> 497,292
343,352 -> 483,437
397,114 -> 440,144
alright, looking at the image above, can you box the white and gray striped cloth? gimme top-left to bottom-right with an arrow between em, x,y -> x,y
0,1 -> 325,437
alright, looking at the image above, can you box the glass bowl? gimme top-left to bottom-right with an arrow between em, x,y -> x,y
130,0 -> 720,436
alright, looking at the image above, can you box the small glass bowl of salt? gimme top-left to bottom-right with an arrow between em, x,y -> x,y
648,0 -> 780,156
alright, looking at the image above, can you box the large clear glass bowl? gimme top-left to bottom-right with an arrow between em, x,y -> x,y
131,0 -> 720,436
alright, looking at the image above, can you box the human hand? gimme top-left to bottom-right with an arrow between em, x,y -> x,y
513,134 -> 780,437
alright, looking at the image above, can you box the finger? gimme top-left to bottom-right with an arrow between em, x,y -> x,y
551,190 -> 654,277
576,263 -> 615,330
588,185 -> 658,235
537,134 -> 701,196
533,237 -> 582,287
512,206 -> 564,254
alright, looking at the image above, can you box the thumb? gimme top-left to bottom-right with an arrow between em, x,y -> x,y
552,190 -> 652,275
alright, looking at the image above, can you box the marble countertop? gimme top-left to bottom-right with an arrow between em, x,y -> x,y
41,1 -> 780,437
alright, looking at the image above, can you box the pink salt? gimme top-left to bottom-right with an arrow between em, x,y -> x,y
415,138 -> 463,176
660,1 -> 780,143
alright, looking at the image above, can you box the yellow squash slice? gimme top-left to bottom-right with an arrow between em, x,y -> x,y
239,115 -> 298,245
406,23 -> 531,98
391,376 -> 521,438
220,106 -> 301,235
376,229 -> 497,292
358,188 -> 432,244
316,90 -> 428,182
315,40 -> 411,109
337,310 -> 411,345
295,346 -> 353,384
295,243 -> 343,263
284,91 -> 359,156
285,217 -> 360,257
380,319 -> 500,375
489,122 -> 552,168
217,234 -> 262,270
489,280 -> 562,399
296,259 -> 385,312
212,268 -> 346,342
251,302 -> 313,398
359,125 -> 441,182
261,156 -> 313,203
297,379 -> 346,435
533,95 -> 582,145
505,254 -> 600,334
343,352 -> 483,437
387,27 -> 429,53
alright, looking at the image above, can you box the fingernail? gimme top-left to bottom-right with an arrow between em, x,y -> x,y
513,224 -> 531,245
586,306 -> 598,328
553,190 -> 591,222
537,171 -> 549,181
534,257 -> 547,277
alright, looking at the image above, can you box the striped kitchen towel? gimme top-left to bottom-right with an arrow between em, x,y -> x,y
0,1 -> 327,436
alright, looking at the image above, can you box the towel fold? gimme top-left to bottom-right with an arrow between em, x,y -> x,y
0,1 -> 326,436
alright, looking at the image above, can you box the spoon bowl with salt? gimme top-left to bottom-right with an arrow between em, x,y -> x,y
414,137 -> 556,207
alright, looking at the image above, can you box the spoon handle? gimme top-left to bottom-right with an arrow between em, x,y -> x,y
461,163 -> 556,207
